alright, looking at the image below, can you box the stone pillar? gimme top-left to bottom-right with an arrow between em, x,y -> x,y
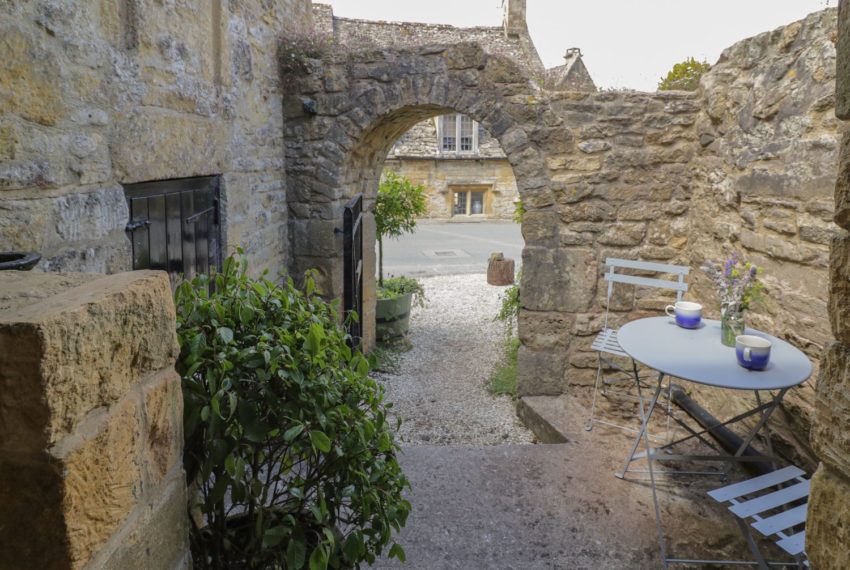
503,0 -> 527,37
807,2 -> 850,566
0,271 -> 189,570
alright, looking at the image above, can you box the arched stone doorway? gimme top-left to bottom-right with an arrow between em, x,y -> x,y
284,43 -> 561,373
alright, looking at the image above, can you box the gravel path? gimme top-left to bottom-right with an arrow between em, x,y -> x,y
375,273 -> 535,445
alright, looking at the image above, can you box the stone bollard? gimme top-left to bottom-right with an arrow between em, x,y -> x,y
487,252 -> 516,286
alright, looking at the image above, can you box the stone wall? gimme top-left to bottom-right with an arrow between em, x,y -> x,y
312,2 -> 547,82
807,1 -> 850,566
0,270 -> 187,569
0,0 -> 313,277
518,89 -> 700,394
686,8 -> 841,466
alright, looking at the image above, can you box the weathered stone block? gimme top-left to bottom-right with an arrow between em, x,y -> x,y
89,470 -> 189,570
835,131 -> 850,230
0,271 -> 178,449
806,464 -> 850,570
0,28 -> 66,126
829,232 -> 850,344
521,247 -> 597,313
141,370 -> 183,492
597,222 -> 646,246
60,398 -> 144,568
812,341 -> 850,473
112,112 -> 225,184
517,345 -> 568,396
836,0 -> 850,119
518,310 -> 572,350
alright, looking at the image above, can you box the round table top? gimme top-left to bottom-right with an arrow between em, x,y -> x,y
617,317 -> 812,391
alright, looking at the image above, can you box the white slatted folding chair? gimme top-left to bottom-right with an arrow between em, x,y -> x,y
585,258 -> 690,439
708,465 -> 809,569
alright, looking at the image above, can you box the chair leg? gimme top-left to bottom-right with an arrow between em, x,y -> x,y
585,354 -> 604,431
734,517 -> 769,570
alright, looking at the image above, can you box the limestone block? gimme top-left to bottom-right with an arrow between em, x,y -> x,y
836,0 -> 850,119
829,232 -> 850,344
812,341 -> 850,472
518,310 -> 572,350
112,112 -> 225,184
597,222 -> 646,247
0,27 -> 66,126
60,398 -> 144,568
521,210 -> 557,246
89,470 -> 189,570
517,345 -> 568,396
0,271 -> 178,450
835,131 -> 850,230
806,464 -> 850,570
521,247 -> 597,313
141,371 -> 183,492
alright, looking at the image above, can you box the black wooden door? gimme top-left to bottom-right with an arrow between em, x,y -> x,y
124,176 -> 222,280
343,193 -> 364,346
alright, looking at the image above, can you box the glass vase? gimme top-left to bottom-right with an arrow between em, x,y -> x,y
720,309 -> 745,347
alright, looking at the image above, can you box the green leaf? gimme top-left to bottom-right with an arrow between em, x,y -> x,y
309,545 -> 328,570
217,326 -> 234,344
388,543 -> 406,562
310,430 -> 332,453
343,533 -> 363,562
283,424 -> 305,442
262,525 -> 287,548
285,537 -> 306,568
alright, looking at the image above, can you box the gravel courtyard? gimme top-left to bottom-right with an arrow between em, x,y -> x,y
374,273 -> 535,446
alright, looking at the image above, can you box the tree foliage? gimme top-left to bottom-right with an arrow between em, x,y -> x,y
658,57 -> 711,91
374,171 -> 427,286
176,253 -> 410,569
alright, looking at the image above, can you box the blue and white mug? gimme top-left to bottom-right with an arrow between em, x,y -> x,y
665,301 -> 702,329
736,335 -> 772,370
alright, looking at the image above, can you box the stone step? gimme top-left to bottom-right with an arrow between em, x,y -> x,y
516,395 -> 575,443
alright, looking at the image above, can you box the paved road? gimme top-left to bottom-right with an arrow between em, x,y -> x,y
379,221 -> 523,277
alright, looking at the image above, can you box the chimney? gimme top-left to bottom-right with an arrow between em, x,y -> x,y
503,0 -> 527,37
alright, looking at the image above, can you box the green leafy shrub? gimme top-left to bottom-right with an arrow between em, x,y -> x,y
175,254 -> 410,569
377,275 -> 426,308
658,57 -> 711,91
495,271 -> 521,334
375,171 -> 427,286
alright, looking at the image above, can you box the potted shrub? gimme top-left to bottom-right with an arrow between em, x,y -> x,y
175,253 -> 410,569
374,170 -> 427,340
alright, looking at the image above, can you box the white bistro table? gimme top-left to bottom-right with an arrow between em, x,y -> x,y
615,316 -> 811,568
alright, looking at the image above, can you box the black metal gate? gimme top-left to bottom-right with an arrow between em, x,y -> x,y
123,176 -> 222,281
343,193 -> 364,346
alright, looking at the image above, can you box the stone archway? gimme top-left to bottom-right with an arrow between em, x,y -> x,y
284,42 -> 562,366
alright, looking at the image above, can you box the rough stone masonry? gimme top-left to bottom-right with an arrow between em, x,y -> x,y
0,271 -> 188,569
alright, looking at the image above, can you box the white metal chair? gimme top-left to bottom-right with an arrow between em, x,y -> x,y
585,258 -> 690,439
708,465 -> 809,568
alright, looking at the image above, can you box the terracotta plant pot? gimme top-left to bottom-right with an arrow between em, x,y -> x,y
376,292 -> 413,340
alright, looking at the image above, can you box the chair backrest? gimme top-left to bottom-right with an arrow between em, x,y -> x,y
602,258 -> 690,327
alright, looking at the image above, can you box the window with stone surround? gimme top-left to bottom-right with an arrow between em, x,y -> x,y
450,186 -> 488,216
437,114 -> 479,155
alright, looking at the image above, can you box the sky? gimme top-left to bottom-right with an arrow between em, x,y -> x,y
321,0 -> 834,92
